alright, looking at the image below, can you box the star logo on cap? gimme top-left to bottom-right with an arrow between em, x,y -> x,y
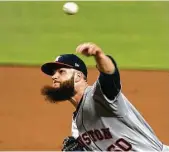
55,56 -> 61,61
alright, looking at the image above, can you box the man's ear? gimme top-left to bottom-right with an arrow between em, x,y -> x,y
74,71 -> 82,83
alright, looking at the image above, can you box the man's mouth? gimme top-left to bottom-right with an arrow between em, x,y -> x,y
53,81 -> 60,87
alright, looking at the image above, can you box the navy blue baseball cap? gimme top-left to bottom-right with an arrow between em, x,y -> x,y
41,54 -> 88,77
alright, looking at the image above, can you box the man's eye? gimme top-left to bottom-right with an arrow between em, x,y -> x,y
59,70 -> 65,74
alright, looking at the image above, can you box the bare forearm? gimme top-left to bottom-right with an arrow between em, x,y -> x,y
94,52 -> 115,74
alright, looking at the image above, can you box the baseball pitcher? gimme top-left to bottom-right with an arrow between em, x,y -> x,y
41,42 -> 169,151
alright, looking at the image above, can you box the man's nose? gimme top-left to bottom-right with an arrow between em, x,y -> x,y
52,71 -> 59,80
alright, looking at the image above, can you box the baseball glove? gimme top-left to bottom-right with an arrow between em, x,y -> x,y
62,136 -> 90,151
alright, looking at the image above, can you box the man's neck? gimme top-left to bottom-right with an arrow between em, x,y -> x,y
69,84 -> 88,108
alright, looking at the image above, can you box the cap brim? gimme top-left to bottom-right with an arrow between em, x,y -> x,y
41,62 -> 73,76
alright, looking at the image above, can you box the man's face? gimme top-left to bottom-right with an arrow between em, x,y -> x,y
41,68 -> 76,103
52,68 -> 74,88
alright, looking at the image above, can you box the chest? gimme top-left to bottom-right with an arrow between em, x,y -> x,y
75,100 -> 132,151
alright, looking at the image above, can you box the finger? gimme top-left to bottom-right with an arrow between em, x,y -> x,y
76,42 -> 93,53
88,44 -> 97,55
76,44 -> 83,53
76,45 -> 88,54
76,44 -> 87,53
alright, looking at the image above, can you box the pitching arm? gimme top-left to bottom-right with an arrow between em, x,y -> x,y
98,55 -> 121,100
76,42 -> 121,100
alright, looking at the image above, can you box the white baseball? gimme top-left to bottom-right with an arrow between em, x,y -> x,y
63,2 -> 79,15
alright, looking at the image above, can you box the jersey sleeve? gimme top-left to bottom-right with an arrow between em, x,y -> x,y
98,55 -> 121,100
91,55 -> 129,115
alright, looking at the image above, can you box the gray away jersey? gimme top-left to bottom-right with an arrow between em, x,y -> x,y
71,80 -> 169,151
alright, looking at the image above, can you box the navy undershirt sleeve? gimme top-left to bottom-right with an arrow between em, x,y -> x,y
98,55 -> 121,100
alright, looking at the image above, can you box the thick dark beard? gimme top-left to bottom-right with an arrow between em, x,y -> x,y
41,76 -> 75,103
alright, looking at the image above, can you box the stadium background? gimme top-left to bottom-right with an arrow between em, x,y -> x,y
0,1 -> 168,150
